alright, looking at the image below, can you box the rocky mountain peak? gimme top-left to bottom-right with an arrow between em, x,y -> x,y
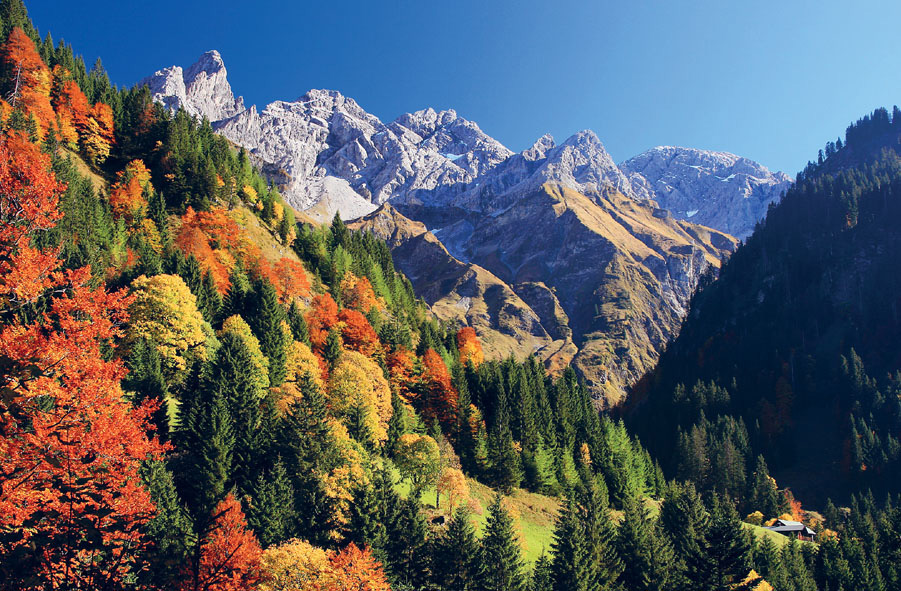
524,133 -> 556,160
620,146 -> 793,238
140,50 -> 244,122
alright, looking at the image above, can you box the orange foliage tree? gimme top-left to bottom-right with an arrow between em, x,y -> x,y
109,159 -> 152,222
2,28 -> 55,140
418,349 -> 459,430
338,308 -> 381,358
265,257 -> 311,304
306,293 -> 340,349
341,273 -> 379,312
190,494 -> 263,591
456,326 -> 484,367
0,133 -> 165,587
319,543 -> 391,591
387,346 -> 418,403
176,207 -> 244,292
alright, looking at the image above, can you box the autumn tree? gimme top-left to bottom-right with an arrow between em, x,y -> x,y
0,132 -> 164,588
127,273 -> 208,383
457,326 -> 484,367
306,293 -> 340,349
418,348 -> 459,431
190,494 -> 263,591
108,159 -> 152,222
2,27 -> 55,140
260,539 -> 331,591
327,350 -> 393,446
342,272 -> 379,312
436,467 -> 469,512
339,307 -> 382,358
321,543 -> 391,591
394,433 -> 442,499
269,256 -> 311,303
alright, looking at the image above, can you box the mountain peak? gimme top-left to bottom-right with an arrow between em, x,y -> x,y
185,50 -> 227,80
524,133 -> 556,160
620,145 -> 793,238
139,49 -> 244,122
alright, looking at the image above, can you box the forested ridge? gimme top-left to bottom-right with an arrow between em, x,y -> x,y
2,0 -> 901,589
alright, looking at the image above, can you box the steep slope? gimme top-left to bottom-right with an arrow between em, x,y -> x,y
621,146 -> 793,239
629,108 -> 901,503
407,183 -> 736,404
349,204 -> 574,364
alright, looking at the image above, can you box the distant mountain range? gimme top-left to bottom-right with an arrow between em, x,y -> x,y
140,51 -> 791,403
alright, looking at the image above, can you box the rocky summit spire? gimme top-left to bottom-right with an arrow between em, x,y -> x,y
139,50 -> 244,122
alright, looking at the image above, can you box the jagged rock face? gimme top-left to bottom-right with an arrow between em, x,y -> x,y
140,50 -> 244,121
620,146 -> 793,239
399,130 -> 639,214
214,97 -> 513,218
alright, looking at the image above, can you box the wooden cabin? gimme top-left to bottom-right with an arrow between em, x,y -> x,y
764,519 -> 816,542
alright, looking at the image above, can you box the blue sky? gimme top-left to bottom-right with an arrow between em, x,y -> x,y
26,0 -> 901,175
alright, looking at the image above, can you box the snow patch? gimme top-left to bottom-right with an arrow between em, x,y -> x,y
686,209 -> 699,218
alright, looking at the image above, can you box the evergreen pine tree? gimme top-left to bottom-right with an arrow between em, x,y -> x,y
139,460 -> 194,590
346,480 -> 387,553
530,554 -> 553,591
385,389 -> 406,457
123,337 -> 170,440
478,494 -> 527,591
615,495 -> 675,591
324,326 -> 343,368
278,372 -> 340,544
177,389 -> 234,526
383,496 -> 432,590
432,506 -> 484,591
700,497 -> 753,591
287,299 -> 310,346
221,263 -> 251,320
246,459 -> 295,547
205,331 -> 264,495
248,276 -> 289,386
748,455 -> 782,519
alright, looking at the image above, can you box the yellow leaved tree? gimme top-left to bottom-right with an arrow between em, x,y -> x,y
326,350 -> 392,445
127,274 -> 208,382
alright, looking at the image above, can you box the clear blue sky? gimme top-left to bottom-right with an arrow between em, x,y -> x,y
25,0 -> 901,175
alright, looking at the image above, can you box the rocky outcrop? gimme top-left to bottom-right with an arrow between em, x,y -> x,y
620,146 -> 793,238
140,50 -> 244,121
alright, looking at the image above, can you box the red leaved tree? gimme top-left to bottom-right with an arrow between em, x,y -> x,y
418,349 -> 458,431
2,28 -> 56,140
306,293 -> 339,350
0,133 -> 165,588
319,543 -> 391,591
338,308 -> 381,358
188,494 -> 263,591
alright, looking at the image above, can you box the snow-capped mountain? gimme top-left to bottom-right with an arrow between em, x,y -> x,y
621,146 -> 792,238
